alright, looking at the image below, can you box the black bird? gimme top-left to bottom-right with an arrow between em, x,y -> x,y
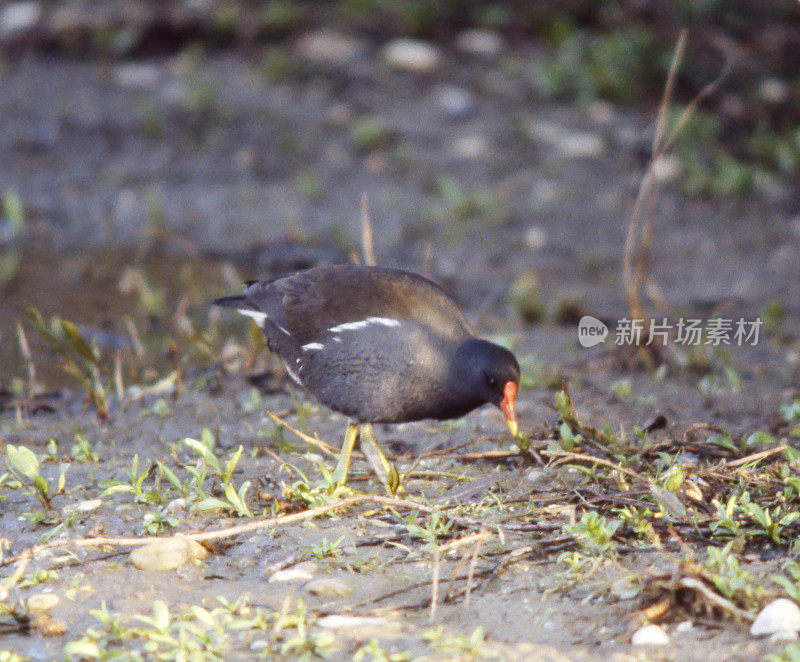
214,264 -> 520,491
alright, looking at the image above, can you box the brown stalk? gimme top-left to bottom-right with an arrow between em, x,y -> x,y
1,494 -> 439,568
622,30 -> 734,363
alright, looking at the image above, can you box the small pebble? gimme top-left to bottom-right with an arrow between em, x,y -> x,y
610,577 -> 640,601
524,225 -> 549,251
555,132 -> 604,159
455,29 -> 504,58
750,599 -> 800,637
788,215 -> 800,240
652,155 -> 681,183
305,578 -> 353,597
270,567 -> 314,583
32,613 -> 67,637
295,30 -> 364,65
130,537 -> 208,572
114,64 -> 161,90
317,615 -> 389,629
250,639 -> 269,652
530,180 -> 560,212
675,620 -> 694,633
631,624 -> 669,646
27,593 -> 60,612
758,78 -> 790,104
0,2 -> 40,37
383,38 -> 440,73
63,499 -> 103,515
451,134 -> 488,160
434,85 -> 474,120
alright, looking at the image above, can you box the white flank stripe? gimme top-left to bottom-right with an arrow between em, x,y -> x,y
328,317 -> 401,333
237,309 -> 267,325
302,342 -> 324,352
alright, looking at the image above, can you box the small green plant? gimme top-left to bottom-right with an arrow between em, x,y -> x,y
25,305 -> 112,419
350,116 -> 390,152
143,511 -> 179,535
557,421 -> 582,451
782,400 -> 800,423
404,510 -> 454,550
70,434 -> 98,463
564,511 -> 620,555
703,542 -> 762,606
1,188 -> 24,284
772,560 -> 800,603
353,638 -> 411,662
609,378 -> 633,401
422,625 -> 498,659
307,536 -> 345,560
5,444 -> 68,508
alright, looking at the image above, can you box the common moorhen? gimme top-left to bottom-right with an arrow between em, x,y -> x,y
214,264 -> 520,491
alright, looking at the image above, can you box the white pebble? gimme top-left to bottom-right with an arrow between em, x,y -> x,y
631,624 -> 669,646
383,38 -> 440,73
0,2 -> 40,37
270,568 -> 314,583
751,599 -> 800,637
317,615 -> 389,629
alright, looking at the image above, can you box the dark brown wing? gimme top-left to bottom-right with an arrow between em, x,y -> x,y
242,265 -> 473,345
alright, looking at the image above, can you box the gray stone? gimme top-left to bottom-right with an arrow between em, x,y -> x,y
130,537 -> 208,571
455,29 -> 504,58
295,31 -> 364,65
305,578 -> 353,597
434,85 -> 474,120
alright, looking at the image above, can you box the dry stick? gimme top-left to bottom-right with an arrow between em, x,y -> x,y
622,30 -> 687,357
677,576 -> 754,621
264,411 -> 338,457
725,445 -> 788,469
464,535 -> 486,607
361,192 -> 377,267
541,449 -> 644,481
429,547 -> 441,623
0,552 -> 31,601
622,29 -> 734,360
2,495 -> 437,567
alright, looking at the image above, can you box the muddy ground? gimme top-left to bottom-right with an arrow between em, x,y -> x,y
2,3 -> 800,661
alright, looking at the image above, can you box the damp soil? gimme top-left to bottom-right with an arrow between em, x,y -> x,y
2,14 -> 800,662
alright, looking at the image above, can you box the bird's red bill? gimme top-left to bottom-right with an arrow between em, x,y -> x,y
500,381 -> 518,436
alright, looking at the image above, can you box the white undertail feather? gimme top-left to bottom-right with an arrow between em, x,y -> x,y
236,309 -> 268,326
236,309 -> 290,335
302,342 -> 324,352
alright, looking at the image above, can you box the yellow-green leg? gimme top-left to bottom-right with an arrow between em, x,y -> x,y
332,422 -> 359,487
360,424 -> 402,495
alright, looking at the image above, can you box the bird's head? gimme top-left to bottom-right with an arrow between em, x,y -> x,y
458,339 -> 520,436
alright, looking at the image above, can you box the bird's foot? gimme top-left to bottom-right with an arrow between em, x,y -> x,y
360,425 -> 403,496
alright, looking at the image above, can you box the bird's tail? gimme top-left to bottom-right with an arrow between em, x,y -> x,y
212,295 -> 252,309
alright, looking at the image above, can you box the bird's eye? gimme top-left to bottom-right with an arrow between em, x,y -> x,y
485,374 -> 498,388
